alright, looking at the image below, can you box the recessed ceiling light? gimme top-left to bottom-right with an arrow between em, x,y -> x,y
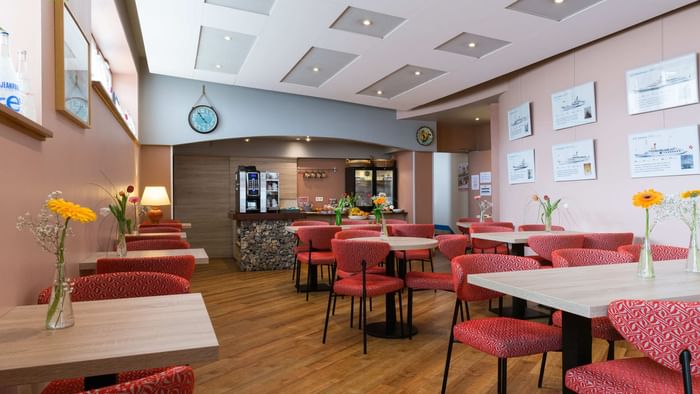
376,90 -> 383,95
468,42 -> 477,48
554,0 -> 564,3
296,137 -> 301,141
475,117 -> 480,121
362,19 -> 372,26
305,136 -> 311,142
244,138 -> 250,142
414,71 -> 422,76
224,36 -> 232,41
215,64 -> 222,69
312,66 -> 320,72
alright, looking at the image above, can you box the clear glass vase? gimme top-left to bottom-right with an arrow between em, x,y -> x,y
687,224 -> 700,273
335,210 -> 342,226
116,231 -> 127,257
544,214 -> 552,232
46,261 -> 74,329
380,217 -> 389,240
637,236 -> 655,279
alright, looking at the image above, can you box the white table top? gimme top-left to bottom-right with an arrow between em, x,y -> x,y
352,236 -> 438,251
285,224 -> 372,234
456,221 -> 478,229
0,293 -> 219,386
470,230 -> 581,244
181,222 -> 192,229
469,260 -> 700,318
126,232 -> 187,239
79,248 -> 209,271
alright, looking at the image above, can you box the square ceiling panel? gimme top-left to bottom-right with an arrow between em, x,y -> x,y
507,0 -> 606,22
195,26 -> 256,74
436,32 -> 511,59
330,6 -> 406,39
358,65 -> 446,99
281,47 -> 358,88
205,0 -> 276,16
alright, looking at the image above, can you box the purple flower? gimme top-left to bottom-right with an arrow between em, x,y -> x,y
128,196 -> 140,204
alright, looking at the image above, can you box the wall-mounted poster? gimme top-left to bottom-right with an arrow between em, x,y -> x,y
628,125 -> 700,178
508,102 -> 532,140
507,149 -> 535,184
471,175 -> 479,191
479,171 -> 492,183
551,81 -> 597,130
626,53 -> 698,115
458,162 -> 469,190
480,184 -> 492,196
552,139 -> 597,182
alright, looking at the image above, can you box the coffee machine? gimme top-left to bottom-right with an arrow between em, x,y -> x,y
237,166 -> 260,213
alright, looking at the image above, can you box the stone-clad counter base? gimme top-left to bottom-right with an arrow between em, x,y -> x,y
237,219 -> 296,271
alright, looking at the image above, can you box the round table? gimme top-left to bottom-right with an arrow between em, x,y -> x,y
455,221 -> 473,230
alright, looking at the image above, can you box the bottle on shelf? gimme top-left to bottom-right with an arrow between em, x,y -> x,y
0,27 -> 22,113
16,50 -> 36,121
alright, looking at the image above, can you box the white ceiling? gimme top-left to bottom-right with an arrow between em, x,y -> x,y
135,0 -> 696,112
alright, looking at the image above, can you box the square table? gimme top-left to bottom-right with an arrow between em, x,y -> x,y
470,230 -> 582,256
79,248 -> 209,272
126,232 -> 187,239
469,259 -> 700,393
0,293 -> 219,386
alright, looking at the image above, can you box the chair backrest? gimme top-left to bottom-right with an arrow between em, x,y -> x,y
551,248 -> 633,268
126,239 -> 191,251
608,299 -> 700,375
436,234 -> 469,260
390,224 -> 435,238
296,226 -> 342,250
143,219 -> 181,225
139,226 -> 181,233
517,224 -> 566,231
125,234 -> 181,242
469,225 -> 512,250
342,219 -> 370,225
451,254 -> 540,302
527,234 -> 585,262
96,255 -> 196,280
331,239 -> 390,274
335,229 -> 380,240
458,217 -> 492,223
472,221 -> 514,230
384,219 -> 408,224
348,225 -> 381,232
582,232 -> 635,251
92,366 -> 195,394
617,244 -> 689,262
140,222 -> 183,230
37,272 -> 190,304
291,220 -> 328,226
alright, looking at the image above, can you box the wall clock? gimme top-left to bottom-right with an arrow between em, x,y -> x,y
416,126 -> 434,146
188,85 -> 219,134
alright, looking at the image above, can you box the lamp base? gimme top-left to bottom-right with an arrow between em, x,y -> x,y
147,206 -> 163,224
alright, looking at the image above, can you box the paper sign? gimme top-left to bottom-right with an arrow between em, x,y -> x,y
471,175 -> 480,190
480,184 -> 492,196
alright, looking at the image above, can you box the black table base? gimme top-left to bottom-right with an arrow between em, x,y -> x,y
562,311 -> 592,393
85,374 -> 118,390
488,297 -> 550,320
296,283 -> 330,292
365,322 -> 418,339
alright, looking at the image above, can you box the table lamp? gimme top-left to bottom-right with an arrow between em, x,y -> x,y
140,186 -> 171,224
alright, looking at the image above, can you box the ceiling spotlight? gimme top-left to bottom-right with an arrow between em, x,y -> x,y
376,90 -> 383,95
296,137 -> 301,141
305,136 -> 311,142
468,42 -> 477,48
475,117 -> 480,121
312,66 -> 320,72
362,19 -> 372,26
224,36 -> 232,41
244,138 -> 250,142
554,0 -> 564,3
215,64 -> 222,69
414,70 -> 422,76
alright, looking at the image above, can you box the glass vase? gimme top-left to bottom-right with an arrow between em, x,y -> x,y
46,261 -> 74,330
116,231 -> 127,257
479,213 -> 485,223
544,214 -> 552,232
687,224 -> 700,273
637,236 -> 655,279
335,210 -> 342,226
380,217 -> 389,240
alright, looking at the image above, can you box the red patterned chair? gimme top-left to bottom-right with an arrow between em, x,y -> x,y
342,219 -> 370,225
442,254 -> 560,393
323,239 -> 402,354
97,255 -> 196,281
527,234 -> 585,265
291,220 -> 328,226
469,225 -> 512,254
124,234 -> 181,242
41,366 -> 195,394
617,244 -> 688,262
139,226 -> 181,234
348,224 -> 382,232
385,219 -> 408,224
565,299 -> 700,393
582,232 -> 634,251
517,224 -> 566,231
296,226 -> 342,301
290,220 -> 329,281
125,239 -> 191,251
391,224 -> 436,272
140,222 -> 183,230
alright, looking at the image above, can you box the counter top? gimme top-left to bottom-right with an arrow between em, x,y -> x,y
229,211 -> 305,221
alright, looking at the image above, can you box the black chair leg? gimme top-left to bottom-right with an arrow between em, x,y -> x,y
463,301 -> 470,321
322,289 -> 334,344
498,297 -> 503,316
369,297 -> 373,312
441,299 -> 461,394
538,352 -> 547,388
429,255 -> 434,272
358,297 -> 362,330
349,296 -> 354,328
398,290 -> 404,338
421,260 -> 425,272
407,288 -> 414,340
459,297 -> 464,322
498,358 -> 507,394
295,262 -> 302,293
681,349 -> 693,394
607,340 -> 615,360
332,293 -> 337,316
362,293 -> 368,354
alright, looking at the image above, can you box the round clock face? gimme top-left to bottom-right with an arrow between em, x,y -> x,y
416,126 -> 434,146
189,105 -> 219,134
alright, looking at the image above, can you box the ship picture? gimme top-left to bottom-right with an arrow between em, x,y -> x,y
559,152 -> 590,164
634,142 -> 687,158
561,96 -> 585,111
635,72 -> 692,93
512,159 -> 528,171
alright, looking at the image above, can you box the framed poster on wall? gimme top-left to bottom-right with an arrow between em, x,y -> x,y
458,162 -> 469,190
551,82 -> 597,130
507,149 -> 535,184
626,53 -> 698,115
628,125 -> 700,178
508,102 -> 532,141
552,139 -> 597,182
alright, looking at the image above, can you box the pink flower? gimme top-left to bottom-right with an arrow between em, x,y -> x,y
473,195 -> 481,200
543,195 -> 550,201
126,185 -> 135,193
128,196 -> 140,204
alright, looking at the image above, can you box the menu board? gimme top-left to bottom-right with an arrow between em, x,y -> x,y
628,125 -> 700,178
508,102 -> 532,140
551,82 -> 597,130
507,149 -> 535,184
552,139 -> 597,182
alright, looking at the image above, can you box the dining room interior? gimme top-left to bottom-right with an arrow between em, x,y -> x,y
2,0 -> 700,393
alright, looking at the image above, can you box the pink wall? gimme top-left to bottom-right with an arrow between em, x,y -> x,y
139,145 -> 173,220
414,152 -> 434,224
396,151 -> 414,223
467,150 -> 492,218
493,5 -> 700,245
0,0 -> 138,317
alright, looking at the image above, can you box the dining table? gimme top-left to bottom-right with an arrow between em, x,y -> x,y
468,259 -> 700,393
352,236 -> 439,339
79,248 -> 209,273
470,230 -> 582,256
0,293 -> 219,388
125,232 -> 187,239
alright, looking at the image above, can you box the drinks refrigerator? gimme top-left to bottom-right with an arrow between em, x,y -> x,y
344,167 -> 397,209
236,166 -> 280,213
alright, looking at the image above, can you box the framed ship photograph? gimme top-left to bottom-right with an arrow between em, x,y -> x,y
552,139 -> 597,182
506,149 -> 535,185
551,81 -> 597,130
628,125 -> 700,178
626,53 -> 699,115
507,101 -> 532,141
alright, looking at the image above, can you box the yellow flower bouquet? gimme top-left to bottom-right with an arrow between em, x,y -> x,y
632,188 -> 664,279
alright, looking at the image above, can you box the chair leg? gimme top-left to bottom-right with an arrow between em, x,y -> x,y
291,257 -> 297,281
421,260 -> 425,272
681,349 -> 693,394
295,262 -> 302,293
322,289 -> 334,344
607,340 -> 615,360
358,297 -> 362,330
332,293 -> 337,316
498,358 -> 507,394
429,255 -> 434,272
441,299 -> 461,394
498,297 -> 503,316
369,297 -> 373,312
407,288 -> 414,340
349,297 -> 354,328
362,293 -> 368,354
459,299 -> 464,322
537,352 -> 547,388
463,301 -> 470,321
398,290 -> 404,338
305,266 -> 311,302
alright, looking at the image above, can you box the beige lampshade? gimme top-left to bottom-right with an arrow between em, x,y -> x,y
140,186 -> 171,206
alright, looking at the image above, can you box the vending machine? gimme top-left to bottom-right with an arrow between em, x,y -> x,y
236,166 -> 280,213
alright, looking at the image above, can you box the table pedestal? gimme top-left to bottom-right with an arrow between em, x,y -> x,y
562,311 -> 592,393
366,250 -> 416,339
296,265 -> 331,292
85,375 -> 117,390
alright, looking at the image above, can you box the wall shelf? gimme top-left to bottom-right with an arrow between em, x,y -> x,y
92,81 -> 138,144
0,105 -> 53,141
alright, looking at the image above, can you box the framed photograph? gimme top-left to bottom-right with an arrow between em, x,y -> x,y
457,162 -> 469,190
626,53 -> 699,115
551,81 -> 597,130
507,101 -> 532,140
552,139 -> 597,182
628,125 -> 700,178
507,149 -> 535,185
55,0 -> 91,128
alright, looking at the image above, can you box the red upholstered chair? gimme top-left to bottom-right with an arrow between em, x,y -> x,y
291,220 -> 328,226
565,300 -> 700,393
469,225 -> 511,254
140,222 -> 183,230
348,224 -> 382,232
323,239 -> 402,354
527,234 -> 585,264
124,234 -> 181,242
442,254 -> 560,393
125,239 -> 191,251
97,255 -> 196,281
296,226 -> 342,300
582,232 -> 634,251
139,226 -> 181,233
385,219 -> 408,224
335,229 -> 380,240
41,366 -> 195,394
617,244 -> 688,262
458,217 -> 490,223
517,224 -> 566,231
391,224 -> 436,272
290,220 -> 329,281
342,219 -> 370,225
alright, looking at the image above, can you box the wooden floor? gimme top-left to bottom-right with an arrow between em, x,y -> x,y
189,256 -> 642,393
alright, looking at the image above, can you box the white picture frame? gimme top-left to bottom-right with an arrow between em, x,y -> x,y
508,102 -> 532,141
626,53 -> 699,115
552,139 -> 597,182
551,81 -> 597,130
507,149 -> 535,185
628,125 -> 700,178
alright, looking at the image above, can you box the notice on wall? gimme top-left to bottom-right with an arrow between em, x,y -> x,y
552,139 -> 597,182
508,101 -> 533,141
480,184 -> 492,196
551,81 -> 597,130
458,162 -> 469,190
626,53 -> 699,115
479,171 -> 492,184
628,125 -> 700,178
507,149 -> 535,184
471,175 -> 480,191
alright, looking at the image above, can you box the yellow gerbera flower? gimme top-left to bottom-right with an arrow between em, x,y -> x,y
47,199 -> 97,223
632,189 -> 664,209
681,189 -> 700,199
